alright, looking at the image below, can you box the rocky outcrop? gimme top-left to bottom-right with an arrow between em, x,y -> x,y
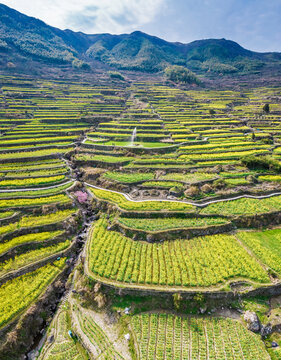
261,324 -> 273,337
243,311 -> 261,333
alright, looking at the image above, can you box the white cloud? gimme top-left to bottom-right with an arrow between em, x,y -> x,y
1,0 -> 164,34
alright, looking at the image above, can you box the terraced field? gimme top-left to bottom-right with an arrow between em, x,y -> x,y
2,74 -> 281,359
86,217 -> 280,289
0,259 -> 66,328
0,75 -> 129,358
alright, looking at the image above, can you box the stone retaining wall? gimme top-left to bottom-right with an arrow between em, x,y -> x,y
110,221 -> 234,242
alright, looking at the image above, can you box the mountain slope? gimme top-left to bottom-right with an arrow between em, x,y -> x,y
86,31 -> 187,72
1,3 -> 281,73
0,4 -> 78,62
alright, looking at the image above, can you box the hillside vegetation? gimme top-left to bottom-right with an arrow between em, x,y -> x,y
1,4 -> 281,74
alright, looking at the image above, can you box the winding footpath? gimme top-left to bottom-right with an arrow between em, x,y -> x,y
85,182 -> 281,208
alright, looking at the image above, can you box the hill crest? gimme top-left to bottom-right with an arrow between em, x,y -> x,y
1,3 -> 281,74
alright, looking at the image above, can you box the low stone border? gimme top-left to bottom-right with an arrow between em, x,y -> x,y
75,159 -> 131,169
110,221 -> 234,242
0,211 -> 21,225
233,210 -> 281,228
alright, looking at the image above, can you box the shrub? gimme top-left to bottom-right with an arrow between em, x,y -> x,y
7,62 -> 16,68
169,186 -> 184,196
246,175 -> 258,184
108,71 -> 125,81
261,137 -> 274,145
213,179 -> 227,190
173,293 -> 183,311
193,293 -> 205,305
0,39 -> 8,49
263,103 -> 270,113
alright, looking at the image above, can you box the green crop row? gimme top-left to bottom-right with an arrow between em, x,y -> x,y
88,219 -> 269,288
0,230 -> 63,255
0,194 -> 72,209
0,259 -> 66,328
0,239 -> 71,276
0,175 -> 66,188
103,171 -> 154,183
131,313 -> 270,360
201,195 -> 281,216
118,216 -> 228,231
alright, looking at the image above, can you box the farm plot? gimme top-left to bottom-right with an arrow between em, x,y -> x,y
237,228 -> 281,275
3,73 -> 281,359
0,181 -> 75,199
0,209 -> 76,238
0,175 -> 67,188
0,259 -> 66,328
0,194 -> 72,209
87,218 -> 269,289
72,302 -> 129,359
38,302 -> 89,360
103,171 -> 154,183
118,216 -> 229,232
200,195 -> 281,216
131,313 -> 270,360
0,239 -> 71,276
0,230 -> 63,256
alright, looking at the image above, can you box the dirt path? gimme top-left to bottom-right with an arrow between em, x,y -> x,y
86,182 -> 281,208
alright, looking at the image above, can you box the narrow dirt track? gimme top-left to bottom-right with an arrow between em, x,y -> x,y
85,182 -> 281,207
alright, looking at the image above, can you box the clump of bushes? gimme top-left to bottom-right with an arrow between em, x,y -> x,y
72,59 -> 91,70
241,155 -> 281,173
213,179 -> 227,190
184,185 -> 200,197
201,183 -> 213,193
201,60 -> 238,74
108,71 -> 125,81
164,65 -> 200,84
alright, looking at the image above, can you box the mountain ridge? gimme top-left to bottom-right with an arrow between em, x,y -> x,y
1,3 -> 281,74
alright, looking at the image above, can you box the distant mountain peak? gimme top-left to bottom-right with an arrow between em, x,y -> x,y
1,3 -> 281,74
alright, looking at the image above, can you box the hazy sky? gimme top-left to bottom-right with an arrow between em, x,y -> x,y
2,0 -> 281,52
